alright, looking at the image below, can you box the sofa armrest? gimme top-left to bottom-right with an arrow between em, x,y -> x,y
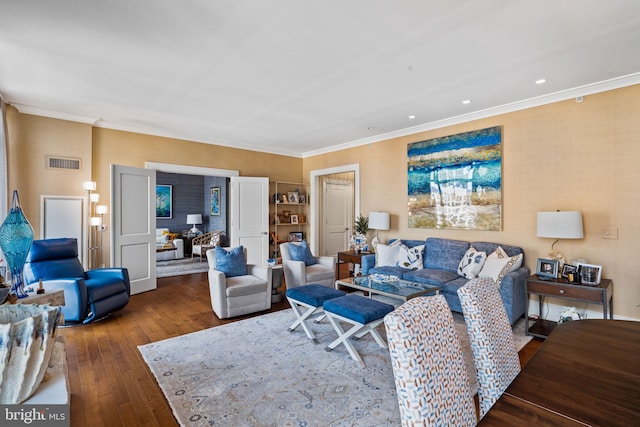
172,238 -> 184,258
247,264 -> 272,284
86,268 -> 131,295
208,269 -> 228,317
38,278 -> 88,323
282,260 -> 306,289
317,256 -> 336,270
361,254 -> 376,275
498,266 -> 530,324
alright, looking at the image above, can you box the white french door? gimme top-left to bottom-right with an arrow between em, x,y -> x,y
229,176 -> 269,265
111,164 -> 156,294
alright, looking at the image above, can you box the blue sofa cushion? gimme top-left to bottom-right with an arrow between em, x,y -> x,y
288,240 -> 318,266
424,238 -> 470,272
403,268 -> 460,288
215,246 -> 247,277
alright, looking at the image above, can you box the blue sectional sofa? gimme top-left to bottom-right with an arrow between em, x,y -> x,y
360,237 -> 529,324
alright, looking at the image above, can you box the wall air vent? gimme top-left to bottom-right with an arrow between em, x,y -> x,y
47,156 -> 81,170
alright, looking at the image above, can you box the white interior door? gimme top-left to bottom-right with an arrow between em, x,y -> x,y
229,176 -> 269,265
322,180 -> 353,257
111,164 -> 156,294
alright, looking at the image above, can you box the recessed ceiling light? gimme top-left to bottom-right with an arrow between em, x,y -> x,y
367,126 -> 375,130
462,100 -> 471,105
408,115 -> 416,119
535,78 -> 547,85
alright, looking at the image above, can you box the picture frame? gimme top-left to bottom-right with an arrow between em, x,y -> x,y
576,262 -> 602,285
561,263 -> 577,278
289,231 -> 303,242
155,185 -> 172,219
210,187 -> 220,216
290,214 -> 299,224
536,258 -> 558,279
288,192 -> 299,204
298,194 -> 306,204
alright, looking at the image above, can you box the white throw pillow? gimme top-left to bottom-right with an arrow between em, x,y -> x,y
375,240 -> 402,267
397,244 -> 424,270
457,246 -> 487,279
478,246 -> 523,286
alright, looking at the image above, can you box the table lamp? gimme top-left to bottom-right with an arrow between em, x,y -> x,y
187,214 -> 203,234
368,211 -> 390,251
536,211 -> 583,265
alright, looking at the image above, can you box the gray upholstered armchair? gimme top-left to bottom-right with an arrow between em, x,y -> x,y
279,242 -> 336,289
206,247 -> 272,319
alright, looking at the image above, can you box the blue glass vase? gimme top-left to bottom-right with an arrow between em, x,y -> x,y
0,190 -> 34,298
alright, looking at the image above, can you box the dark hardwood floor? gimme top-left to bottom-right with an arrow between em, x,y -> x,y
59,272 -> 542,426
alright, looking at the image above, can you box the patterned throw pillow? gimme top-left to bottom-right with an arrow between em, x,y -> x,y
215,246 -> 247,277
288,240 -> 318,266
457,246 -> 487,279
397,244 -> 424,270
478,246 -> 523,286
375,240 -> 402,267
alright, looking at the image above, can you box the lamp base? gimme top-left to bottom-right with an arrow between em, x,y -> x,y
190,226 -> 200,234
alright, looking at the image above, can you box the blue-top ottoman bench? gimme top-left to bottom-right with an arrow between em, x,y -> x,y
323,294 -> 395,367
286,284 -> 346,343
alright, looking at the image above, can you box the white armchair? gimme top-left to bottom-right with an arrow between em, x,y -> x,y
206,247 -> 272,319
279,242 -> 336,289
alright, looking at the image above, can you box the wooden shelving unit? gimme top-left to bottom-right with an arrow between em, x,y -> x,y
270,181 -> 309,259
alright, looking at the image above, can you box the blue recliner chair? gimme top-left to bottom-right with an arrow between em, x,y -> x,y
24,238 -> 130,325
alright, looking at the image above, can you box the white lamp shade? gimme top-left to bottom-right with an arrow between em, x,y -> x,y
96,205 -> 108,215
83,181 -> 96,191
368,212 -> 390,230
536,211 -> 584,239
90,193 -> 100,203
90,217 -> 101,227
187,214 -> 203,225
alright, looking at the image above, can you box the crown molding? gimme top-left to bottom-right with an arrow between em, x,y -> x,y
11,103 -> 100,125
301,72 -> 640,158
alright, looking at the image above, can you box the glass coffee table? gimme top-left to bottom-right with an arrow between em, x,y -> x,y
335,274 -> 439,302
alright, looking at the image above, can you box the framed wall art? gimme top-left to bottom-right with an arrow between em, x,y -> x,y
156,185 -> 172,219
407,126 -> 502,230
210,187 -> 220,216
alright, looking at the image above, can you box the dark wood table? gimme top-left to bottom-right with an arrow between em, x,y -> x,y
479,319 -> 640,426
336,250 -> 372,279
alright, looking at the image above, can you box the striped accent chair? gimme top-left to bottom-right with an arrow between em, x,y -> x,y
384,295 -> 476,427
457,277 -> 521,418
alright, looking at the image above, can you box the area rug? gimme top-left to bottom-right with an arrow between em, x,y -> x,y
139,308 -> 531,426
156,257 -> 209,278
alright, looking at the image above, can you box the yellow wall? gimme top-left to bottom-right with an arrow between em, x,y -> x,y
6,84 -> 640,318
304,84 -> 640,319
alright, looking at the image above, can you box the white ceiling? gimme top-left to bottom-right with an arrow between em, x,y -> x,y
2,0 -> 640,158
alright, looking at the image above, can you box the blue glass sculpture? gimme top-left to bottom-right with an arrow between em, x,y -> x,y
0,191 -> 34,298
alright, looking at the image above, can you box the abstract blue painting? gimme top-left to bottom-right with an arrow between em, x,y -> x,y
156,185 -> 172,219
408,126 -> 502,230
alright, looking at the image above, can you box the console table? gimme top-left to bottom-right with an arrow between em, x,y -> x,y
526,275 -> 612,338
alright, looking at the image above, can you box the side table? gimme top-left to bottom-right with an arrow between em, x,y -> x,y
337,250 -> 372,279
526,275 -> 613,338
271,265 -> 284,303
